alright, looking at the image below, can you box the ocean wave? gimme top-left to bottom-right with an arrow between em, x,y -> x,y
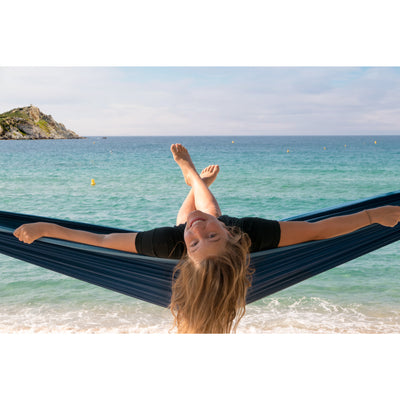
238,297 -> 400,333
1,297 -> 399,333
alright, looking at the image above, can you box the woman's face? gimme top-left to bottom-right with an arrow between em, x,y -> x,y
184,211 -> 229,263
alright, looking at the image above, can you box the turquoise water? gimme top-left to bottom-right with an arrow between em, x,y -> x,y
0,136 -> 399,333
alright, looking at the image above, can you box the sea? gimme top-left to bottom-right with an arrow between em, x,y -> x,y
0,135 -> 399,333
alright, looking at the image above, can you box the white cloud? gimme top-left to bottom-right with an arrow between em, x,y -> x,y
1,67 -> 400,136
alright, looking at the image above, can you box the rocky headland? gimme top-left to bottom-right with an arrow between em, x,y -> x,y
0,106 -> 84,140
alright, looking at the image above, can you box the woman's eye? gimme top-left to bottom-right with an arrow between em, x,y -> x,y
209,233 -> 216,238
191,241 -> 198,247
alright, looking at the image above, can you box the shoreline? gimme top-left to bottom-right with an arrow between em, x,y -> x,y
1,326 -> 399,334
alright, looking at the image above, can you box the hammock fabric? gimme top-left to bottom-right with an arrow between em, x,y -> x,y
0,190 -> 399,308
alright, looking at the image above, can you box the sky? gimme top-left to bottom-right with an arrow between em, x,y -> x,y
1,66 -> 400,137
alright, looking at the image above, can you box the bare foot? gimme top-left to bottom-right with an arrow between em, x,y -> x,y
200,165 -> 220,187
171,143 -> 197,186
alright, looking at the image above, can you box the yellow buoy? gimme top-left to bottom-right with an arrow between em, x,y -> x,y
91,179 -> 96,186
232,141 -> 235,144
323,147 -> 326,150
344,144 -> 347,148
287,149 -> 290,153
374,140 -> 377,144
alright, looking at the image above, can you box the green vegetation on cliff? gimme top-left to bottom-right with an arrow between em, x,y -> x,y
0,106 -> 84,140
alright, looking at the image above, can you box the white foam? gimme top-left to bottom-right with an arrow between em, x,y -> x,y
1,297 -> 399,333
237,297 -> 400,334
0,303 -> 173,333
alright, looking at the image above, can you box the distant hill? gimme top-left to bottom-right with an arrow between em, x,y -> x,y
0,106 -> 84,140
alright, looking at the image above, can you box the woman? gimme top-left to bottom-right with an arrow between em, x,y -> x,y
14,144 -> 400,333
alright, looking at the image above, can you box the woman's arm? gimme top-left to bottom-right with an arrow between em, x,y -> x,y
278,205 -> 400,248
13,222 -> 138,253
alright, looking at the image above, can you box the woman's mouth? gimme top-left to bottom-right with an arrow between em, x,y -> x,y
189,218 -> 205,228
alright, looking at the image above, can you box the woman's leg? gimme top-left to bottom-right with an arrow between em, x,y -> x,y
176,165 -> 220,225
171,144 -> 222,219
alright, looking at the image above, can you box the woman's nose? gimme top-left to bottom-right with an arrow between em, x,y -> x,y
190,223 -> 207,236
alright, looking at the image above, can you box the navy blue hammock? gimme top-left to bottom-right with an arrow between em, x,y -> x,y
0,190 -> 399,308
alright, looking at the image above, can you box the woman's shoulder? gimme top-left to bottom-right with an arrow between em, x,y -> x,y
218,215 -> 278,225
218,215 -> 239,225
218,215 -> 281,251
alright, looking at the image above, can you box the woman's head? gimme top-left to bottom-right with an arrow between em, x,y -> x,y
183,210 -> 230,264
170,225 -> 252,334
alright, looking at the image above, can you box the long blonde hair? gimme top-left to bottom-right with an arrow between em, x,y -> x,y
170,226 -> 252,333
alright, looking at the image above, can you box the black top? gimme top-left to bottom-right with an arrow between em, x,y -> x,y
135,215 -> 281,259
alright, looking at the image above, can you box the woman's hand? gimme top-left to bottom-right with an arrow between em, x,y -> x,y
368,205 -> 400,228
278,205 -> 400,248
14,222 -> 48,244
14,222 -> 138,253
